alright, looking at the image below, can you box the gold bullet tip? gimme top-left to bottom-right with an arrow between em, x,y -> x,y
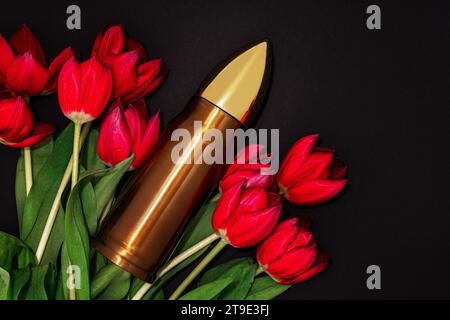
198,40 -> 272,124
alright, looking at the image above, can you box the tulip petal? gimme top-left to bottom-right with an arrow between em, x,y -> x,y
211,180 -> 245,231
97,104 -> 131,167
256,218 -> 299,266
5,122 -> 54,148
225,200 -> 282,248
220,168 -> 274,191
0,96 -> 33,142
58,57 -> 81,118
9,24 -> 46,65
120,59 -> 164,104
286,179 -> 347,206
44,47 -> 75,93
123,102 -> 147,150
331,157 -> 347,179
6,52 -> 50,96
266,243 -> 317,279
131,110 -> 160,170
125,38 -> 148,64
289,151 -> 333,185
105,50 -> 138,98
92,25 -> 124,62
281,251 -> 330,284
0,34 -> 14,82
78,58 -> 113,121
232,187 -> 268,214
278,134 -> 319,188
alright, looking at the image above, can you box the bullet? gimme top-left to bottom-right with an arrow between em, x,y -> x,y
94,40 -> 272,281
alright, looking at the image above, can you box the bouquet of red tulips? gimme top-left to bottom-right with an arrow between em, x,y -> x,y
0,24 -> 347,300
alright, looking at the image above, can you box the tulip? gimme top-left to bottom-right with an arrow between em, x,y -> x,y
220,144 -> 276,192
277,134 -> 347,206
212,180 -> 282,248
58,57 -> 113,124
97,99 -> 160,170
256,217 -> 329,284
0,96 -> 54,148
58,56 -> 113,188
91,25 -> 166,104
0,24 -> 74,96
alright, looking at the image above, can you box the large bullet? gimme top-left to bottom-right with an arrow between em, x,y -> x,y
94,40 -> 272,281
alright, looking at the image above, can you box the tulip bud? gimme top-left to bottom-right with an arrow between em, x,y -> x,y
278,134 -> 347,206
220,144 -> 276,192
0,96 -> 54,148
212,181 -> 282,248
97,99 -> 160,170
90,25 -> 166,104
256,217 -> 329,284
0,24 -> 73,96
58,57 -> 113,124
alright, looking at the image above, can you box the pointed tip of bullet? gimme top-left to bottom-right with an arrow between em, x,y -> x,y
199,39 -> 272,124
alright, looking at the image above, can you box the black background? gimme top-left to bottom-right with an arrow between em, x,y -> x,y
0,0 -> 449,299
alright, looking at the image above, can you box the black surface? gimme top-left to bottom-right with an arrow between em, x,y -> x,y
0,0 -> 449,299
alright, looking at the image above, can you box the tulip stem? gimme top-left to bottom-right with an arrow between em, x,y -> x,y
255,265 -> 265,276
35,123 -> 91,264
23,147 -> 33,195
71,122 -> 82,189
131,233 -> 220,300
169,239 -> 227,300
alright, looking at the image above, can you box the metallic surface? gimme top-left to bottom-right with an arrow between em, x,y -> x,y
94,97 -> 241,281
199,40 -> 272,124
94,40 -> 272,281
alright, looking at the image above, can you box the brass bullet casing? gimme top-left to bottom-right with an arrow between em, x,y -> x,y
94,40 -> 272,281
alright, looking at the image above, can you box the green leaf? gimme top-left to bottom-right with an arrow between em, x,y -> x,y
96,268 -> 131,300
0,267 -> 11,300
94,156 -> 133,227
128,195 -> 219,300
80,127 -> 105,172
152,288 -> 165,300
91,263 -> 124,298
15,137 -> 54,229
179,278 -> 233,300
22,123 -> 74,241
245,275 -> 291,300
59,242 -> 70,300
198,258 -> 256,300
0,231 -> 35,272
11,267 -> 31,300
24,264 -> 55,300
80,178 -> 97,236
92,252 -> 108,275
63,178 -> 91,300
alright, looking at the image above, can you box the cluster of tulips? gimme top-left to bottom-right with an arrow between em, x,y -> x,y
155,136 -> 347,300
0,23 -> 347,300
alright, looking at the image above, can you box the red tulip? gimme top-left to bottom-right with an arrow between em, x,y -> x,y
97,99 -> 160,170
220,144 -> 276,192
212,181 -> 282,248
0,96 -> 54,148
91,25 -> 166,104
0,24 -> 74,96
278,134 -> 347,206
58,57 -> 113,124
256,217 -> 329,284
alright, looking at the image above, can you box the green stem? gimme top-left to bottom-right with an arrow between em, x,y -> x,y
23,147 -> 33,195
35,123 -> 91,264
131,233 -> 220,300
168,239 -> 227,300
71,122 -> 82,189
